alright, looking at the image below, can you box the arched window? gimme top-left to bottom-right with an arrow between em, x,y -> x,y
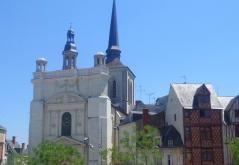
112,80 -> 117,98
61,112 -> 71,136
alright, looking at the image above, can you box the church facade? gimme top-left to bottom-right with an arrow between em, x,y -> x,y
29,1 -> 135,164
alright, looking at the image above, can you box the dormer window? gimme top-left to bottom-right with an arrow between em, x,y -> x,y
168,140 -> 173,147
193,84 -> 211,109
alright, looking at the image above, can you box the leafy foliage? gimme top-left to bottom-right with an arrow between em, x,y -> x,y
28,141 -> 84,165
7,153 -> 28,165
101,125 -> 162,165
137,125 -> 162,165
230,138 -> 239,165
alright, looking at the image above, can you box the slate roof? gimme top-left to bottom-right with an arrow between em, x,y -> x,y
6,140 -> 21,149
160,125 -> 183,148
171,83 -> 222,109
218,96 -> 234,109
132,96 -> 168,115
217,96 -> 234,124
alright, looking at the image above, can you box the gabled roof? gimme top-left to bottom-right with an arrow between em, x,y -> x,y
171,83 -> 222,109
218,96 -> 234,110
218,96 -> 234,124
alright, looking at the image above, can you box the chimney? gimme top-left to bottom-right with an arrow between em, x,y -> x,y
12,136 -> 16,145
135,100 -> 143,107
143,108 -> 150,126
22,143 -> 25,150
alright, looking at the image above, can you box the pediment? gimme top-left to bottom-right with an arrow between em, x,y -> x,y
54,136 -> 85,147
47,92 -> 85,104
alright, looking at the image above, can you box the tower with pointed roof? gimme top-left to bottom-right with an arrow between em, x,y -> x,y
107,0 -> 135,114
106,0 -> 121,64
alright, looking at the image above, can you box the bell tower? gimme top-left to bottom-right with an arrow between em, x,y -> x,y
63,27 -> 78,70
106,0 -> 136,114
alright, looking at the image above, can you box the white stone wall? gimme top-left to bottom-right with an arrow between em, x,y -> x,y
29,66 -> 112,165
29,100 -> 44,150
166,86 -> 184,143
161,148 -> 183,165
88,96 -> 112,165
108,67 -> 135,114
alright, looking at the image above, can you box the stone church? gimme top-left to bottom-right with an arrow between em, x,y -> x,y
29,0 -> 135,164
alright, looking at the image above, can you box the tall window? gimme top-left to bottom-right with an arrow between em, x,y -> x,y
200,110 -> 211,118
202,149 -> 213,161
61,112 -> 71,136
200,127 -> 212,140
185,127 -> 191,140
184,111 -> 191,118
128,80 -> 133,105
112,80 -> 117,98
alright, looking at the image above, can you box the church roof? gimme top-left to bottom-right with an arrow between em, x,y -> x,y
106,0 -> 121,64
171,83 -> 222,109
107,59 -> 136,78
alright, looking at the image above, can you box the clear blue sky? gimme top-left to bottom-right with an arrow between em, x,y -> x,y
1,0 -> 239,144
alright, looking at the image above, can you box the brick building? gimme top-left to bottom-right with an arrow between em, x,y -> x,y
183,84 -> 224,165
164,83 -> 224,165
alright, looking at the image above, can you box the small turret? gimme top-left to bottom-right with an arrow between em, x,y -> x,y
36,58 -> 47,72
63,27 -> 78,70
94,52 -> 106,67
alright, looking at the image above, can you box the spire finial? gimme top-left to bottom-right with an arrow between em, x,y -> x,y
69,22 -> 72,30
106,0 -> 121,64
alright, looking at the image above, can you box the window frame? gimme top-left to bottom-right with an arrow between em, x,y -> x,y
61,112 -> 72,136
201,148 -> 213,162
200,110 -> 211,118
200,127 -> 212,140
185,127 -> 191,140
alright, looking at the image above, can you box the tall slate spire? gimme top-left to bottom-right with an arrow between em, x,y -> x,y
106,0 -> 121,64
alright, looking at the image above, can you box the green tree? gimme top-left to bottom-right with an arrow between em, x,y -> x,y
230,138 -> 239,165
101,125 -> 162,165
7,153 -> 28,165
28,141 -> 84,165
137,125 -> 162,165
